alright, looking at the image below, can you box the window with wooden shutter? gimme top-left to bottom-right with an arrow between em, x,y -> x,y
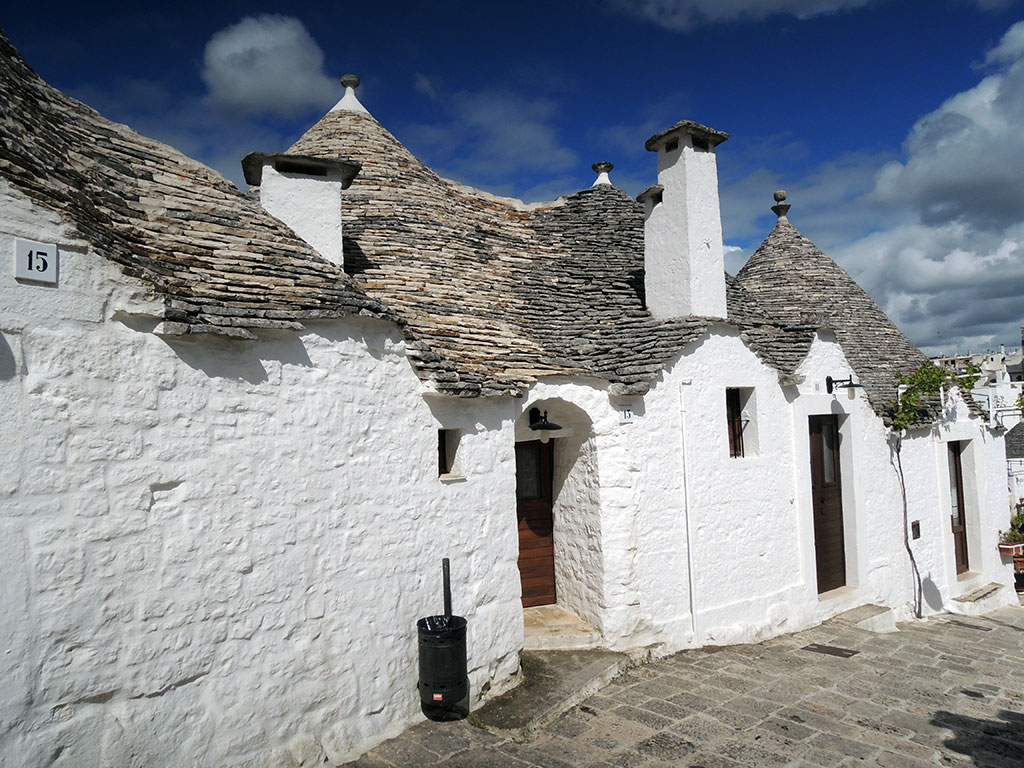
727,388 -> 744,458
726,387 -> 758,458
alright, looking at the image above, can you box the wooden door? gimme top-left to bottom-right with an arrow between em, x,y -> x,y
809,415 -> 846,593
948,441 -> 969,574
515,440 -> 556,607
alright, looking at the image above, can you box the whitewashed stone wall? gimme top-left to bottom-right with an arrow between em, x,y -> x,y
0,185 -> 522,767
630,328 -> 805,647
519,328 -> 1014,654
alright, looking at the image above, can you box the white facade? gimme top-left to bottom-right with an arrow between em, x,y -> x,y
1,182 -> 524,766
1,109 -> 1018,768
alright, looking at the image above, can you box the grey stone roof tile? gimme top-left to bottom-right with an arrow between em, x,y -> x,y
0,30 -> 395,338
1006,422 -> 1024,459
735,219 -> 930,419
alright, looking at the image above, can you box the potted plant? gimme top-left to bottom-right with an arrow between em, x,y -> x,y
997,511 -> 1024,568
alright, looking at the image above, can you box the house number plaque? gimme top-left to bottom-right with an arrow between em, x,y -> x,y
14,238 -> 59,285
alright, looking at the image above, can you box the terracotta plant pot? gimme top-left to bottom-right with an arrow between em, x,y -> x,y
998,542 -> 1024,556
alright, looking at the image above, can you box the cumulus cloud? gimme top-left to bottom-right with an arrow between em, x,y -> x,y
608,0 -> 874,29
720,21 -> 1024,354
201,15 -> 340,117
838,21 -> 1024,353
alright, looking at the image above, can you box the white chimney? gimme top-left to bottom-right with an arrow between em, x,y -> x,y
239,75 -> 365,270
640,120 -> 729,320
241,153 -> 359,269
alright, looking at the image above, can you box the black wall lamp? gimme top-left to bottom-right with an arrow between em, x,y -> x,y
529,407 -> 562,443
826,375 -> 864,395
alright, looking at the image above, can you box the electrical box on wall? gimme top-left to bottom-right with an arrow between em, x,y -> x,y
911,520 -> 921,540
14,238 -> 59,285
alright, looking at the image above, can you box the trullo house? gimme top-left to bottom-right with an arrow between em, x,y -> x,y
0,30 -> 1016,767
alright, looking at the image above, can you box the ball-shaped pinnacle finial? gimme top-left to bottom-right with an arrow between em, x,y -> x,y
592,161 -> 614,174
340,74 -> 361,89
771,189 -> 791,221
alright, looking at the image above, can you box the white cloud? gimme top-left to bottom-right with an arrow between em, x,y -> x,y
840,22 -> 1024,353
608,0 -> 873,29
983,19 -> 1024,64
723,21 -> 1024,354
201,15 -> 340,117
609,0 -> 1008,29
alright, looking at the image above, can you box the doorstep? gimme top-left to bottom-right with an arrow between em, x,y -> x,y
523,604 -> 602,651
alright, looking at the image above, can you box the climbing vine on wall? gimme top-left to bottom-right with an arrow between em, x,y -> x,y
889,361 -> 981,432
888,359 -> 979,619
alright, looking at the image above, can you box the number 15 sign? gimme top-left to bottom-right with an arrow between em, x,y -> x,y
14,238 -> 59,285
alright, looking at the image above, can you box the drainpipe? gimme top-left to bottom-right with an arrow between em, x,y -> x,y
678,381 -> 698,641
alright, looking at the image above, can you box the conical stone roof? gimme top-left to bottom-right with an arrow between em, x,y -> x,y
736,218 -> 928,414
0,29 -> 392,338
286,107 -> 728,397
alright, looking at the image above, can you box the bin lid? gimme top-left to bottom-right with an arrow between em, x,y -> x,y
417,615 -> 467,632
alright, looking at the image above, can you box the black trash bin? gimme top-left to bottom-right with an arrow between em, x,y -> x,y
416,559 -> 470,721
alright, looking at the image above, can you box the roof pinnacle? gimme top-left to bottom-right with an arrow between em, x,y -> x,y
771,189 -> 791,223
591,161 -> 614,186
331,73 -> 369,115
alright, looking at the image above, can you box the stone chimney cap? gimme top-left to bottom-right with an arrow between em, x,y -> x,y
591,161 -> 614,187
340,74 -> 361,88
771,189 -> 791,222
241,152 -> 361,188
645,119 -> 729,152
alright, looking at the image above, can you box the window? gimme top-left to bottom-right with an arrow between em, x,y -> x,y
273,159 -> 327,176
726,389 -> 744,457
437,429 -> 461,476
726,388 -> 758,458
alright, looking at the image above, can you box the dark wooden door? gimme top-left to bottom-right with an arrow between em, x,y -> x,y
809,415 -> 845,593
948,441 -> 969,574
515,440 -> 556,607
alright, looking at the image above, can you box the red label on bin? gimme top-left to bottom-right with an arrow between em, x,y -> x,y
432,693 -> 444,701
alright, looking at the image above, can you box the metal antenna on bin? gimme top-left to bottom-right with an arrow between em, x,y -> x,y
442,557 -> 452,617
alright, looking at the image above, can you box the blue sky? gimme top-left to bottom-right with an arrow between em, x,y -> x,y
4,1 -> 1024,354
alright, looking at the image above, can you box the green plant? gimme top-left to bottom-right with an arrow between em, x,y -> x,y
889,360 -> 982,618
1016,392 -> 1024,412
999,511 -> 1024,545
890,361 -> 981,431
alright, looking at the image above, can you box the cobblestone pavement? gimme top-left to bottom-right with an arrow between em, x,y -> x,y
351,605 -> 1024,767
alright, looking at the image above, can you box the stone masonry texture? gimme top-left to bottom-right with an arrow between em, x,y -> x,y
349,605 -> 1024,767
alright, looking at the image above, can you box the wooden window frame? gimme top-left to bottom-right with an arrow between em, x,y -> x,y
727,388 -> 744,458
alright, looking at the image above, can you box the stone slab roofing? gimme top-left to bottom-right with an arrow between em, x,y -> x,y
287,108 -> 807,398
0,29 -> 393,339
735,219 -> 929,416
1006,422 -> 1024,460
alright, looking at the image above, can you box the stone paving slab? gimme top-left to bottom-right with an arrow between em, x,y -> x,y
346,604 -> 1024,767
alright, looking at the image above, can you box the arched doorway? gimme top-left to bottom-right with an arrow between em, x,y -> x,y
513,399 -> 603,628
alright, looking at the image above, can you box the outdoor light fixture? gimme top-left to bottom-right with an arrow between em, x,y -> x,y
826,375 -> 864,399
528,407 -> 562,444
